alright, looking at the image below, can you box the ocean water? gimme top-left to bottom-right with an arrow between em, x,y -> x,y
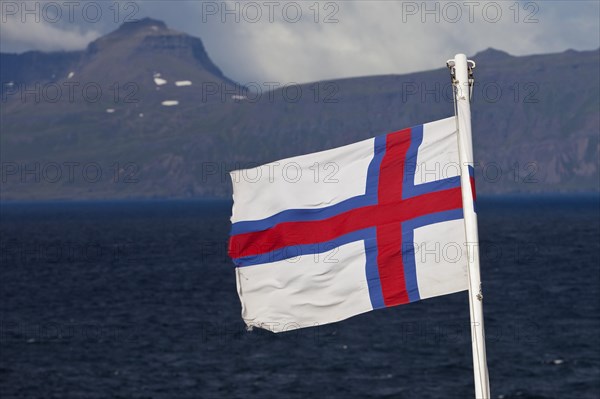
1,197 -> 598,398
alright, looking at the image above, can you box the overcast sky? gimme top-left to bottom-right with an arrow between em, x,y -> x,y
1,1 -> 599,83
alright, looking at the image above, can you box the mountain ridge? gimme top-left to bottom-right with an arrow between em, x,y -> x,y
1,19 -> 598,200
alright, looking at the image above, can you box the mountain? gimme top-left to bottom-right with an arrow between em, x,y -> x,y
1,18 -> 232,87
1,19 -> 598,200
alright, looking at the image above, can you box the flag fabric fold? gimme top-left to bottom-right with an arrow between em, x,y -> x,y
229,116 -> 473,332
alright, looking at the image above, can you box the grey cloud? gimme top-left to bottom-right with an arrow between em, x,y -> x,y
0,17 -> 101,53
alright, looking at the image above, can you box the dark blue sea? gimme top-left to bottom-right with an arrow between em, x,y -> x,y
1,196 -> 599,398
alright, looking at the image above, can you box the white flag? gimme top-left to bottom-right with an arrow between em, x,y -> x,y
229,117 -> 473,332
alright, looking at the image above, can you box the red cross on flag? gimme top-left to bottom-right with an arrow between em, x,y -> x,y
228,116 -> 477,332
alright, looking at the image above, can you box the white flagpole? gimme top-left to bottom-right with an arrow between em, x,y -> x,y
450,53 -> 491,399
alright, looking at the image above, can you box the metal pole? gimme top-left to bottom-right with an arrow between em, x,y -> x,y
451,53 -> 490,399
